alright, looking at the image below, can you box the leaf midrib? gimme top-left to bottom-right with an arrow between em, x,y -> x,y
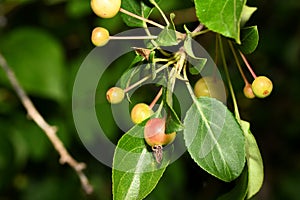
194,99 -> 228,170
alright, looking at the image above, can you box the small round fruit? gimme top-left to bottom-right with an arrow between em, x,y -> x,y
194,76 -> 226,103
243,83 -> 255,99
251,76 -> 273,98
90,0 -> 121,18
106,87 -> 124,104
144,118 -> 176,147
131,103 -> 154,124
91,27 -> 110,46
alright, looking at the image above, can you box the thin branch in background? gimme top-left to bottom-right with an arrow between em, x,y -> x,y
0,53 -> 93,194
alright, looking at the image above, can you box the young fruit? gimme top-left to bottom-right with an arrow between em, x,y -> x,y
106,87 -> 124,104
251,76 -> 273,98
144,118 -> 176,147
194,76 -> 226,103
243,83 -> 255,99
91,27 -> 110,46
90,0 -> 121,18
131,103 -> 154,124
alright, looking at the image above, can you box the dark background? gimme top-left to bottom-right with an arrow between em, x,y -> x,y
0,0 -> 299,199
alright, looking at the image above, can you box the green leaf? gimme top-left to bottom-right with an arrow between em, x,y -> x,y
164,102 -> 184,134
184,35 -> 207,75
183,97 -> 245,182
155,28 -> 179,46
240,5 -> 257,27
194,0 -> 246,43
240,120 -> 264,199
0,27 -> 66,101
217,167 -> 248,200
121,0 -> 153,27
119,55 -> 144,89
238,26 -> 259,54
112,124 -> 171,200
156,14 -> 179,46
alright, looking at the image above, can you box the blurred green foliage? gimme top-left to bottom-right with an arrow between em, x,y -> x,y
0,0 -> 299,199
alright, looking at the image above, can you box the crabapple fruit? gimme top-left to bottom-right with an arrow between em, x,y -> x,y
251,76 -> 273,98
90,0 -> 121,18
243,83 -> 255,99
131,103 -> 154,124
144,118 -> 176,147
106,87 -> 124,104
194,76 -> 226,103
91,27 -> 110,46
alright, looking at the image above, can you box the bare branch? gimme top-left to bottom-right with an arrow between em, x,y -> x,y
0,53 -> 93,194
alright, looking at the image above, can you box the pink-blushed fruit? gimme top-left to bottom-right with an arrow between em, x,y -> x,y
106,87 -> 124,104
90,0 -> 121,18
243,83 -> 255,99
144,118 -> 176,147
251,76 -> 273,98
131,103 -> 154,124
91,27 -> 110,46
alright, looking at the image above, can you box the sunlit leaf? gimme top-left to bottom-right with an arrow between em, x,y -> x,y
183,97 -> 245,182
194,0 -> 246,43
240,5 -> 257,27
112,124 -> 172,200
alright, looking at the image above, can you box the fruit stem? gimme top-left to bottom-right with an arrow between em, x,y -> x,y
149,0 -> 170,26
149,88 -> 163,109
239,50 -> 257,79
120,8 -> 165,29
190,29 -> 210,37
228,41 -> 250,85
212,35 -> 219,81
183,57 -> 200,105
218,35 -> 240,120
192,23 -> 204,33
167,49 -> 186,105
109,35 -> 158,40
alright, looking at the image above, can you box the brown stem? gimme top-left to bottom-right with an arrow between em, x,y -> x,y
239,51 -> 257,79
0,53 -> 93,194
149,88 -> 163,109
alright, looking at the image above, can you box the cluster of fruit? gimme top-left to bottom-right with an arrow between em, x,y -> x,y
106,87 -> 175,163
90,0 -> 176,158
90,0 -> 273,162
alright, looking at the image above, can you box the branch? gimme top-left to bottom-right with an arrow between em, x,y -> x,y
0,53 -> 93,194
